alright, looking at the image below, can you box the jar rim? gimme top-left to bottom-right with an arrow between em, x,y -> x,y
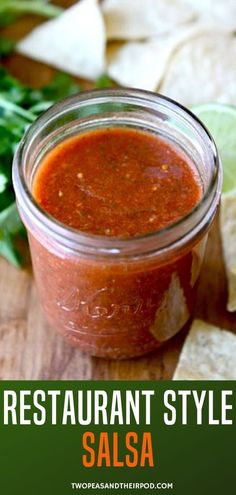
13,88 -> 222,259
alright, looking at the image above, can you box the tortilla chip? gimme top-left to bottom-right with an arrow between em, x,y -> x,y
185,0 -> 236,30
173,319 -> 236,380
17,0 -> 106,79
160,32 -> 236,107
150,272 -> 190,342
220,192 -> 236,312
107,38 -> 170,91
107,25 -> 206,91
102,0 -> 196,40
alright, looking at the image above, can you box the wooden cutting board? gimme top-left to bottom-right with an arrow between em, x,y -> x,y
1,4 -> 236,380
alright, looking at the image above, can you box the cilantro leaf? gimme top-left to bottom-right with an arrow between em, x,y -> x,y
0,36 -> 15,57
0,68 -> 81,266
0,174 -> 8,193
95,74 -> 113,89
39,73 -> 81,101
0,203 -> 23,266
0,1 -> 62,27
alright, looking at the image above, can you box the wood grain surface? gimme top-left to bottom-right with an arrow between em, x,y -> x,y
1,2 -> 236,380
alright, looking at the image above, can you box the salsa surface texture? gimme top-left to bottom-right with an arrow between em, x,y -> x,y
33,127 -> 201,236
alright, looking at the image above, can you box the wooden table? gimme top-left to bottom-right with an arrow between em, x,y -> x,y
1,3 -> 236,380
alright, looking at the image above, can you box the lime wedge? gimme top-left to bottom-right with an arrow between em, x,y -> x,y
192,103 -> 236,194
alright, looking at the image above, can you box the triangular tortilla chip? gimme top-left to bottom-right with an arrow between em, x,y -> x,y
150,272 -> 190,342
160,31 -> 236,107
17,0 -> 106,79
107,24 -> 206,91
102,0 -> 196,40
220,192 -> 236,312
173,319 -> 236,380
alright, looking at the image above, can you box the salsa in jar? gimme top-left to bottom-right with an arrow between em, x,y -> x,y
13,90 -> 221,359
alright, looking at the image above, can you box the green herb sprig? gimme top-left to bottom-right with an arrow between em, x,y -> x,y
0,0 -> 62,27
0,68 -> 81,266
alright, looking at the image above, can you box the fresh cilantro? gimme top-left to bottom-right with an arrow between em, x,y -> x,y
0,67 -> 81,266
0,36 -> 15,57
0,202 -> 23,266
0,174 -> 7,193
95,74 -> 113,89
0,1 -> 62,27
35,73 -> 81,105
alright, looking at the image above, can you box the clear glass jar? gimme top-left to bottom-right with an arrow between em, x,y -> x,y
13,89 -> 222,359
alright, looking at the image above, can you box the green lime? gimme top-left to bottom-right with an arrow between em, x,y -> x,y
192,103 -> 236,194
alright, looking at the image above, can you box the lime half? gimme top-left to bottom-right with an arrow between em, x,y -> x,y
192,103 -> 236,194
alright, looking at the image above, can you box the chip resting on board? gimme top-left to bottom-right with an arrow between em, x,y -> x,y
17,0 -> 106,79
173,319 -> 236,380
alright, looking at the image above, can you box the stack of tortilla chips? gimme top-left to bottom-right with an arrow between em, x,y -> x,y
17,0 -> 236,106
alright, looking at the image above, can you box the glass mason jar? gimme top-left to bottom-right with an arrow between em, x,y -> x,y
13,89 -> 222,359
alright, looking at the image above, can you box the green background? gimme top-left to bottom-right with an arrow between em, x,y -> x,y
0,381 -> 235,495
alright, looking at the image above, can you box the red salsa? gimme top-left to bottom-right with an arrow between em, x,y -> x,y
30,127 -> 204,359
33,128 -> 201,237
